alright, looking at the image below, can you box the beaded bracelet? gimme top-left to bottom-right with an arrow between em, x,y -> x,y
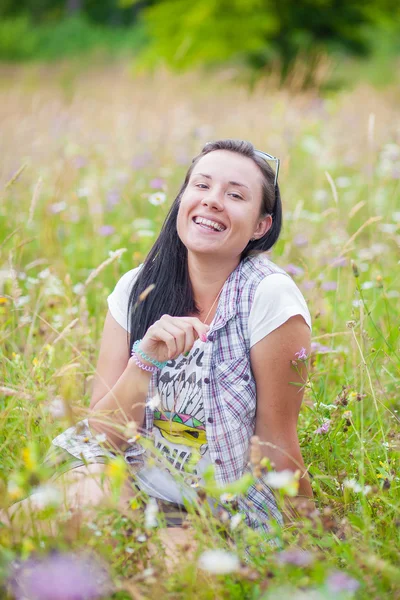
131,339 -> 168,370
130,351 -> 158,373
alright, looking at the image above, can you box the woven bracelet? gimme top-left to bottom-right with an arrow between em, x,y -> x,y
131,339 -> 168,370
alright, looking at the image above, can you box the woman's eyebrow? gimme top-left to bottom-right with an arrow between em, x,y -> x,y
194,172 -> 249,189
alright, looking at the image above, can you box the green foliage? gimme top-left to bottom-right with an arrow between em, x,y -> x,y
0,14 -> 147,62
136,0 -> 400,82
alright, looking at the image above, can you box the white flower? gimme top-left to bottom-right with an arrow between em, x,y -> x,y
136,534 -> 147,542
198,549 -> 240,574
230,514 -> 243,531
137,229 -> 155,238
48,398 -> 66,418
28,485 -> 62,510
220,493 -> 237,504
14,295 -> 30,307
144,498 -> 159,528
336,176 -> 351,188
73,283 -> 85,295
148,192 -> 166,206
379,224 -> 397,234
95,433 -> 107,443
265,470 -> 300,496
343,478 -> 363,493
146,393 -> 161,411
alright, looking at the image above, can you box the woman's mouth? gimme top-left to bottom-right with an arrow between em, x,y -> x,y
192,216 -> 226,233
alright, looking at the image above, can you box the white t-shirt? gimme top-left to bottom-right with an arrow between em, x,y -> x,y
107,258 -> 311,504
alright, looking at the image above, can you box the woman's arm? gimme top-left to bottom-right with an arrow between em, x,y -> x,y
250,314 -> 315,523
88,310 -> 152,448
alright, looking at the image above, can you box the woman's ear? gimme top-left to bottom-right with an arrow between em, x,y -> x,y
252,214 -> 273,240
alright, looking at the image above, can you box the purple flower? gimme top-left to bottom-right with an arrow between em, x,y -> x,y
131,152 -> 153,169
330,256 -> 347,268
106,189 -> 120,210
311,341 -> 333,354
285,264 -> 304,277
295,347 -> 308,360
72,156 -> 87,169
315,420 -> 331,434
98,225 -> 115,237
326,570 -> 360,593
149,177 -> 166,189
9,551 -> 113,600
275,549 -> 315,567
303,280 -> 316,290
321,281 -> 337,291
293,234 -> 308,248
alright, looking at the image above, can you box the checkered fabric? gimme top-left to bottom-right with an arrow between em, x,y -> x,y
138,254 -> 289,533
51,254 -> 292,535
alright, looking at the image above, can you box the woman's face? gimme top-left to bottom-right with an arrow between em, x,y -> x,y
177,150 -> 272,261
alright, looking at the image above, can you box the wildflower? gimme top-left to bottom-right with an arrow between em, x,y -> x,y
310,342 -> 333,354
148,192 -> 166,206
321,281 -> 337,291
48,398 -> 67,419
28,485 -> 62,511
220,493 -> 237,504
275,549 -> 315,567
98,225 -> 115,237
315,420 -> 331,435
326,570 -> 360,593
295,347 -> 308,360
198,549 -> 240,575
343,479 -> 363,493
0,296 -> 8,304
144,498 -> 159,528
48,201 -> 67,214
230,513 -> 243,531
342,410 -> 352,420
285,264 -> 304,277
106,189 -> 120,209
9,551 -> 112,600
95,433 -> 107,443
265,470 -> 300,496
293,234 -> 308,247
146,392 -> 161,411
330,256 -> 347,268
150,177 -> 166,189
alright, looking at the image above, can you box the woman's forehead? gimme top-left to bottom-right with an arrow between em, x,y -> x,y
192,150 -> 263,185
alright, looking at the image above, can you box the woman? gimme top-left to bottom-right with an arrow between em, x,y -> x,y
15,139 -> 313,548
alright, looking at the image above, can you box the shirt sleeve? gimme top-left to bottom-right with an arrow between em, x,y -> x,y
106,265 -> 142,332
248,273 -> 312,348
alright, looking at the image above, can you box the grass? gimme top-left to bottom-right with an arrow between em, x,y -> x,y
0,63 -> 399,599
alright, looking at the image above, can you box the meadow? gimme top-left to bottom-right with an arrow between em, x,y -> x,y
0,63 -> 399,599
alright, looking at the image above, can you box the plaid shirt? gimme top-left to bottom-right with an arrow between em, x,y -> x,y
127,253 -> 288,534
52,254 -> 292,535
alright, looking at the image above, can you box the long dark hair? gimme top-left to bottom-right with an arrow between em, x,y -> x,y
127,139 -> 282,349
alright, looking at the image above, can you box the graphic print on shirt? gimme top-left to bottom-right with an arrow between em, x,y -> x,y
154,343 -> 209,474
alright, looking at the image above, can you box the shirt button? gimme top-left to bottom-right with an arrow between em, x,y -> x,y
204,377 -> 210,384
215,458 -> 222,465
207,417 -> 214,424
207,334 -> 214,342
243,374 -> 250,382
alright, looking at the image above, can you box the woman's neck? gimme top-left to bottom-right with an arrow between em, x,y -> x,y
188,253 -> 240,315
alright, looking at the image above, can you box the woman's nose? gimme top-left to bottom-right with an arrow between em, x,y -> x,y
201,190 -> 224,210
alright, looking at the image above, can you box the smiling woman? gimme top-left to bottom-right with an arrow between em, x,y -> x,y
10,139 -> 313,558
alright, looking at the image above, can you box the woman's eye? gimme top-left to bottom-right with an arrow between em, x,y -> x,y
196,183 -> 209,189
230,193 -> 244,200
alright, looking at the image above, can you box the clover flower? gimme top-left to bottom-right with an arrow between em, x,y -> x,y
198,549 -> 240,574
275,549 -> 315,567
315,420 -> 331,434
326,570 -> 360,593
9,551 -> 112,600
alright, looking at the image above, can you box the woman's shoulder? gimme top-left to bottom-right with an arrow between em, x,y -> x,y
241,253 -> 291,283
108,263 -> 144,298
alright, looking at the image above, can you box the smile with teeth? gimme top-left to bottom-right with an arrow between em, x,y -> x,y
193,216 -> 226,232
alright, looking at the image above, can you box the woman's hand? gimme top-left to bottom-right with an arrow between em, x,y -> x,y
132,315 -> 210,364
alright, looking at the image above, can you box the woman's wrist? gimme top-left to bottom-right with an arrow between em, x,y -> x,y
131,339 -> 168,370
